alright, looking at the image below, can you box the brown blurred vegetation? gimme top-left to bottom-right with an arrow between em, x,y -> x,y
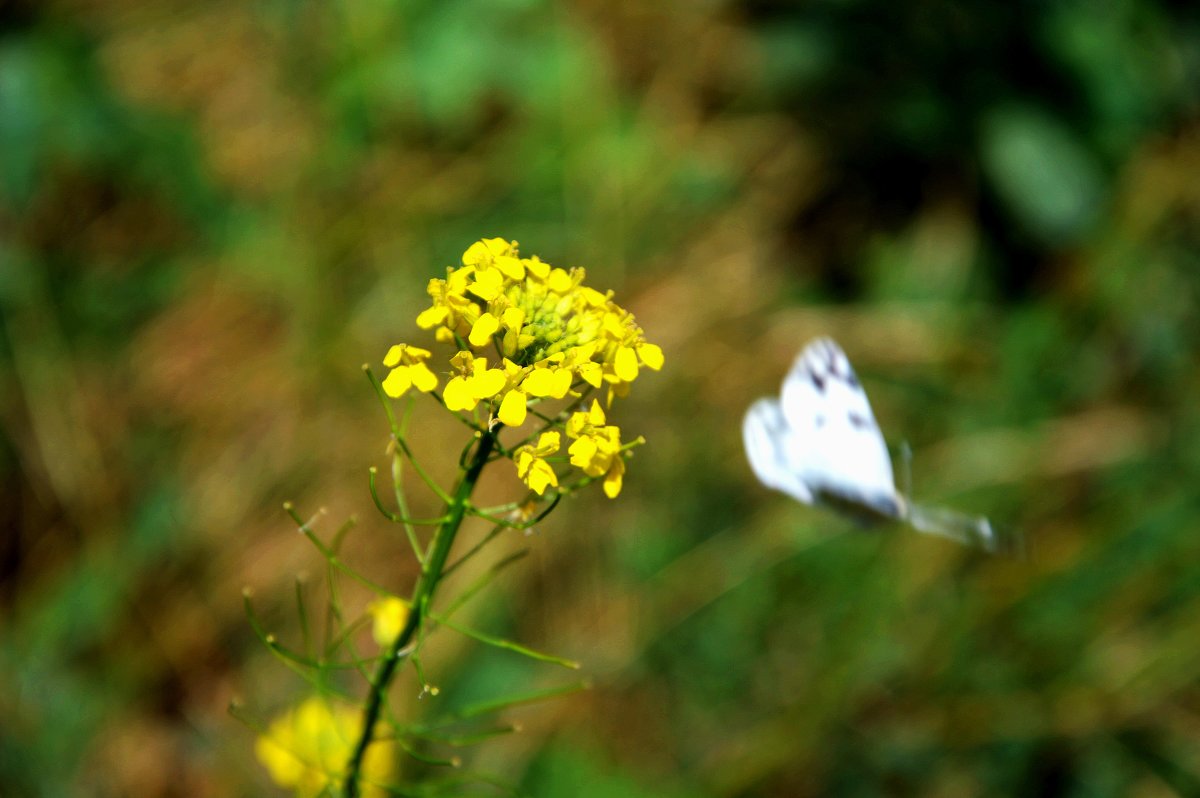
2,0 -> 1200,795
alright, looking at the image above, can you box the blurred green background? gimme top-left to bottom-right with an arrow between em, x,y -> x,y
3,1 -> 1200,795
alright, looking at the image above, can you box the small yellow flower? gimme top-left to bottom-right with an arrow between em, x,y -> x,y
368,596 -> 410,647
443,352 -> 506,413
381,344 -> 438,398
566,400 -> 627,498
514,431 -> 560,495
255,697 -> 393,798
416,269 -> 476,341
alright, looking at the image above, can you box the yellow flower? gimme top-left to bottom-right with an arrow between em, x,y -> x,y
368,596 -> 410,647
255,697 -> 393,798
381,344 -> 438,398
490,360 -> 573,428
514,431 -> 560,495
443,352 -> 506,413
566,400 -> 627,498
416,268 -> 477,342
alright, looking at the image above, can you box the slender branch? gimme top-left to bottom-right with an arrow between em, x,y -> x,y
440,549 -> 530,619
389,401 -> 426,564
429,612 -> 580,669
364,366 -> 453,504
441,523 -> 508,579
467,493 -> 561,530
368,467 -> 448,527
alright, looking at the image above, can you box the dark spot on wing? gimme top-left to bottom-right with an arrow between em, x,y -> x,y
815,414 -> 826,428
809,369 -> 826,392
848,412 -> 872,429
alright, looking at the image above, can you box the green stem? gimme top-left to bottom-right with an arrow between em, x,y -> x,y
343,429 -> 498,797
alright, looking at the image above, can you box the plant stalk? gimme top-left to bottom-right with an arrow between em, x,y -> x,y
343,429 -> 498,797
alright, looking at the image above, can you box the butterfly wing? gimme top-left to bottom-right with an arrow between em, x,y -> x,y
743,397 -> 816,504
776,337 -> 901,519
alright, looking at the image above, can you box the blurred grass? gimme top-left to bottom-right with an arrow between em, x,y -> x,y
1,0 -> 1199,795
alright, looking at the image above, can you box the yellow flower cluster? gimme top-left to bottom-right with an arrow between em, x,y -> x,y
255,697 -> 393,798
381,237 -> 662,498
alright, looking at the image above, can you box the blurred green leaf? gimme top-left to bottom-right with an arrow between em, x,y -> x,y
980,105 -> 1106,244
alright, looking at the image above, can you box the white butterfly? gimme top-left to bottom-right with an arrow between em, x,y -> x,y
744,337 -> 1003,552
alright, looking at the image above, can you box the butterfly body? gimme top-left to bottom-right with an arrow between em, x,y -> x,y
744,337 -> 1001,552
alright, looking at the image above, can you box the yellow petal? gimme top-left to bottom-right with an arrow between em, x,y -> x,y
495,255 -> 525,280
383,344 -> 404,367
579,286 -> 608,307
473,367 -> 507,398
527,460 -> 558,495
481,237 -> 513,256
410,361 -> 439,393
381,367 -> 412,398
522,367 -> 560,397
498,390 -> 527,427
588,400 -> 606,426
502,307 -> 524,331
578,362 -> 603,388
566,411 -> 588,439
637,343 -> 664,370
469,312 -> 500,346
536,431 -> 561,453
443,376 -> 476,412
468,268 -> 504,301
462,240 -> 491,266
569,437 -> 598,468
603,461 -> 624,498
416,305 -> 447,329
548,369 -> 572,398
614,346 -> 639,382
547,268 -> 573,294
525,257 -> 550,280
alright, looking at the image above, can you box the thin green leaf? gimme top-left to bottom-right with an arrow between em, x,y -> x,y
441,549 -> 530,619
445,680 -> 593,723
430,613 -> 580,669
